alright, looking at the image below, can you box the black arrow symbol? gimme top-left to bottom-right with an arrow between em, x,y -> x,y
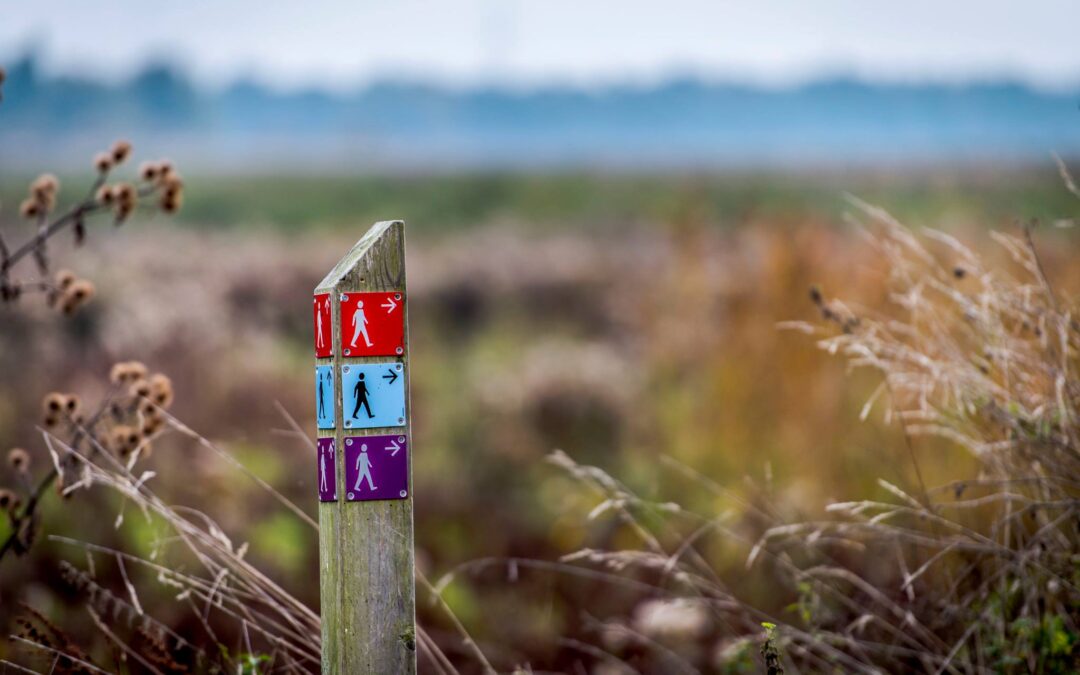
382,368 -> 399,385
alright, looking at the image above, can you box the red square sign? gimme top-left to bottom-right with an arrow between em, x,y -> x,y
313,293 -> 332,358
340,292 -> 405,357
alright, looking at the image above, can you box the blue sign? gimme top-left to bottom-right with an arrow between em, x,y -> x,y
341,362 -> 406,429
315,365 -> 335,429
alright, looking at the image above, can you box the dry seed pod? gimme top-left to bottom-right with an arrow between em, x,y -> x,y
19,198 -> 41,219
130,380 -> 151,399
139,161 -> 159,182
111,140 -> 132,164
7,448 -> 30,473
111,425 -> 139,456
148,374 -> 174,408
96,185 -> 115,205
0,489 -> 18,513
42,392 -> 66,415
94,152 -> 113,173
60,280 -> 95,314
55,269 -> 76,290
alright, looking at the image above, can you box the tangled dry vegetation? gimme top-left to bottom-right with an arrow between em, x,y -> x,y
483,193 -> 1078,673
0,66 -> 184,315
1,360 -> 324,673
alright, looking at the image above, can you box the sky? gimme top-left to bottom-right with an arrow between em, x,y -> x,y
2,0 -> 1079,91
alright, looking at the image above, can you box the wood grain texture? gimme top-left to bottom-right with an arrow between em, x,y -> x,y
316,220 -> 416,674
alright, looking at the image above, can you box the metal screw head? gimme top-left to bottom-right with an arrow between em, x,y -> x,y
345,420 -> 352,427
397,417 -> 405,425
340,293 -> 348,301
346,438 -> 353,446
395,347 -> 403,355
394,293 -> 401,301
343,365 -> 350,373
399,490 -> 407,498
398,436 -> 405,443
348,492 -> 355,499
344,348 -> 351,356
395,364 -> 402,371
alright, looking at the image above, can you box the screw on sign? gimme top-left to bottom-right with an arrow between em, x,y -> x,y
340,291 -> 405,357
313,293 -> 332,358
344,435 -> 408,501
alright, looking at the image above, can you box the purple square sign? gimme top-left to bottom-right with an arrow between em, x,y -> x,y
344,434 -> 409,501
317,438 -> 337,502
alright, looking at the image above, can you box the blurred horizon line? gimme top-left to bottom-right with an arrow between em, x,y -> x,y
2,50 -> 1079,172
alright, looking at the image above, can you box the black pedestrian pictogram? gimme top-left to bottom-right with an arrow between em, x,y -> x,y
352,373 -> 375,419
318,371 -> 327,418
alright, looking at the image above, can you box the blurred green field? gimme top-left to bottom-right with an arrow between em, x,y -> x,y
3,166 -> 1078,233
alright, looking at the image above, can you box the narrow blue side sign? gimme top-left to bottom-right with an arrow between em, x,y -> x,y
341,362 -> 406,429
315,365 -> 335,429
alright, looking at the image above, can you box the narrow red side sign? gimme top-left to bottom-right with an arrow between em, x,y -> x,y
313,293 -> 332,358
339,291 -> 405,357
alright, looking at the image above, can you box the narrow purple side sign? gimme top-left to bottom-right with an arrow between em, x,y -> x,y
317,437 -> 338,502
344,434 -> 408,501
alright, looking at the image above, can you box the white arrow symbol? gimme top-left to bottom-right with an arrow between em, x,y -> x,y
381,297 -> 398,314
385,440 -> 401,456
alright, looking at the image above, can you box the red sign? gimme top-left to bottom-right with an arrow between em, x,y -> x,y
313,293 -> 332,357
340,292 -> 405,357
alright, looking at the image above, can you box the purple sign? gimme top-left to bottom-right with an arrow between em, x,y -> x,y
317,438 -> 337,502
344,434 -> 409,501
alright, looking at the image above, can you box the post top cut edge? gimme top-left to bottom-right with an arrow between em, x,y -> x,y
315,220 -> 403,293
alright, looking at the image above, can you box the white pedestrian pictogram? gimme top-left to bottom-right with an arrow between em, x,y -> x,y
320,444 -> 334,493
316,298 -> 327,349
350,300 -> 374,348
353,443 -> 377,492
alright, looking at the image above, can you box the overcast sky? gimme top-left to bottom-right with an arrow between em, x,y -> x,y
2,0 -> 1079,91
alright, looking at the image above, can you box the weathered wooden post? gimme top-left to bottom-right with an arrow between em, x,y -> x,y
313,220 -> 416,674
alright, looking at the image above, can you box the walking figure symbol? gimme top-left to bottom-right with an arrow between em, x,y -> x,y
352,373 -> 375,419
316,297 -> 328,349
353,443 -> 377,492
350,300 -> 374,349
319,444 -> 333,493
317,371 -> 327,418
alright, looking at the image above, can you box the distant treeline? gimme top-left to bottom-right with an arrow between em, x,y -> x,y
1,53 -> 1079,170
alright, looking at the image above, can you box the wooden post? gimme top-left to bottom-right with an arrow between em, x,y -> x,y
315,220 -> 416,674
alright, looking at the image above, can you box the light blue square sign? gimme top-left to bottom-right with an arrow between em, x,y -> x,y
341,362 -> 406,429
315,365 -> 335,429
